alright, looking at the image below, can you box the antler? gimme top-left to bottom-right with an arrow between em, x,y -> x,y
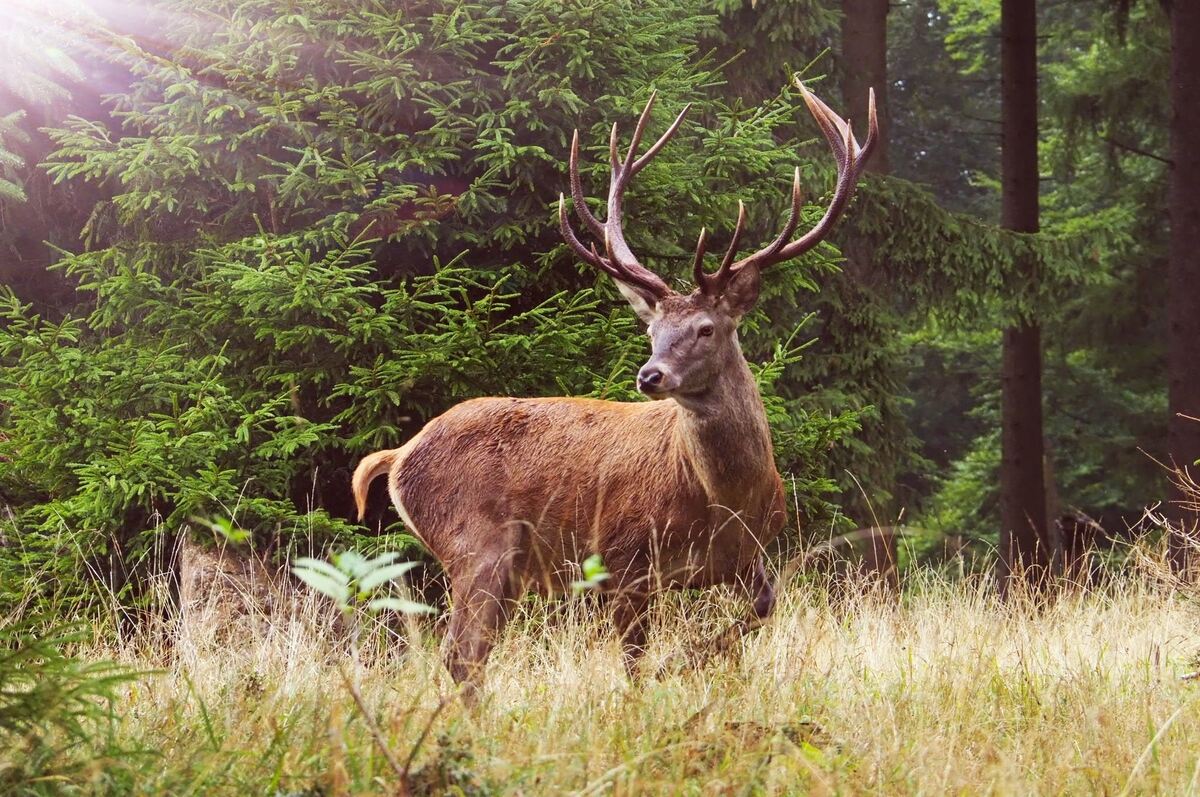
559,91 -> 690,300
695,81 -> 878,296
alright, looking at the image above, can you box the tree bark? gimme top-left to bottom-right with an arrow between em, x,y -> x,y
840,0 -> 898,590
998,0 -> 1051,593
841,0 -> 890,175
1167,0 -> 1200,575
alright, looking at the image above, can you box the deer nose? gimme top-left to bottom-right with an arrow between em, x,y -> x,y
637,365 -> 666,393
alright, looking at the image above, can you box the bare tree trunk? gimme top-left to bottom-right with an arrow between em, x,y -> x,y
840,0 -> 899,591
998,0 -> 1050,594
1168,0 -> 1200,576
841,0 -> 890,175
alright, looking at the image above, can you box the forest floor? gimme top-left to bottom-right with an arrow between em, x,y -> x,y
21,564 -> 1200,795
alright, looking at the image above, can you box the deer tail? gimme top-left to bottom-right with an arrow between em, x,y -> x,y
351,449 -> 397,521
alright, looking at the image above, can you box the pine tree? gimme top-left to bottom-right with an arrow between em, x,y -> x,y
0,0 -> 858,613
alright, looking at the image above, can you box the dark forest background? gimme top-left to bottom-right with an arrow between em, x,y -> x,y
1,0 -> 1196,615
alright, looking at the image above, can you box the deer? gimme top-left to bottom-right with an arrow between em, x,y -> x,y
352,80 -> 876,697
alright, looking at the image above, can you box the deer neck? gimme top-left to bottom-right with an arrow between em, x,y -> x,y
672,351 -> 775,505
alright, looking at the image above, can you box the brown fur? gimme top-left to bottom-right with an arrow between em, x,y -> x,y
352,449 -> 394,521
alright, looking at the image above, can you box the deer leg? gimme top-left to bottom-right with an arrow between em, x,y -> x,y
748,556 -> 776,620
691,557 -> 776,667
443,572 -> 514,703
442,532 -> 521,703
610,589 -> 652,677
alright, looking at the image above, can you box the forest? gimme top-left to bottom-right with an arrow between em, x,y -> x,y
2,0 -> 1200,793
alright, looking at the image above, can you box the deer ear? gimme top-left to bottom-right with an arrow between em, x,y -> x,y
614,279 -> 661,324
718,264 -> 762,319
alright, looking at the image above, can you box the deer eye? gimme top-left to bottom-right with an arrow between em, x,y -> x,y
697,323 -> 715,338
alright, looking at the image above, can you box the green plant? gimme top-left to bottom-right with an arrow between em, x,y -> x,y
0,619 -> 142,793
1,0 -> 863,619
292,550 -> 433,618
570,554 -> 611,595
292,549 -> 442,794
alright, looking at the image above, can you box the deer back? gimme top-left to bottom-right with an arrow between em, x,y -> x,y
386,396 -> 780,592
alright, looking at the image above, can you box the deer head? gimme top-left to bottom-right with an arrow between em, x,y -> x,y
559,81 -> 878,405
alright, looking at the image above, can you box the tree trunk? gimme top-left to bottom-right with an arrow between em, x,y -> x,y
839,0 -> 898,590
1167,0 -> 1200,575
998,0 -> 1051,593
841,0 -> 890,175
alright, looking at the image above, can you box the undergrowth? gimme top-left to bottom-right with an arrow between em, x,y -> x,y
5,551 -> 1200,795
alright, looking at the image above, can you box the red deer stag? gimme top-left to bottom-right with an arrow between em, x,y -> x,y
352,81 -> 876,695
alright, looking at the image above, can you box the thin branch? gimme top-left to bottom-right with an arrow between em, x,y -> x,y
336,661 -> 456,796
337,664 -> 409,789
959,113 -> 1003,126
402,693 -> 454,780
1101,136 -> 1172,166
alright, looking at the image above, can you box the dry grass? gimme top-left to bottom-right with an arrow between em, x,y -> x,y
48,556 -> 1200,796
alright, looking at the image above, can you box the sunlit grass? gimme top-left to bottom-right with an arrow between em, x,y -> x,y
27,548 -> 1200,796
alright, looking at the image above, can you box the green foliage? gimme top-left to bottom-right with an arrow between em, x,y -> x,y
807,168 -> 1103,522
0,111 -> 30,203
570,553 -> 611,595
1,0 -> 859,615
938,0 -> 1001,77
0,619 -> 141,793
0,1 -> 96,209
889,0 -> 1000,215
704,0 -> 839,104
0,4 -> 91,109
1032,0 -> 1169,534
885,0 -> 1170,546
850,176 -> 1107,324
3,0 -> 1167,598
292,550 -> 432,616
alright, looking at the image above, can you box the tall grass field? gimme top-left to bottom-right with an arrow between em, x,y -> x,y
5,541 -> 1200,796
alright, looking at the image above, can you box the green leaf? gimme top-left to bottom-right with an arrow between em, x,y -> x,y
364,552 -> 401,569
335,550 -> 370,579
292,557 -> 350,585
357,561 -> 420,593
367,596 -> 435,615
580,553 -> 609,582
291,567 -> 351,606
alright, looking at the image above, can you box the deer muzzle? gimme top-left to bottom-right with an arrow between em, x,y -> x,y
637,363 -> 678,397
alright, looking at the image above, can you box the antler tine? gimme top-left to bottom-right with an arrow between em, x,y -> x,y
690,227 -> 709,287
698,169 -> 804,296
721,202 -> 748,272
632,103 -> 691,175
761,167 -> 805,259
560,193 -> 669,299
800,83 -> 851,163
723,83 -> 876,279
802,81 -> 879,178
622,90 -> 658,178
600,99 -> 683,299
569,130 -> 606,240
609,122 -> 621,172
696,201 -> 748,294
854,87 -> 880,179
742,121 -> 856,267
556,95 -> 690,301
604,227 -> 670,297
559,194 -> 620,278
